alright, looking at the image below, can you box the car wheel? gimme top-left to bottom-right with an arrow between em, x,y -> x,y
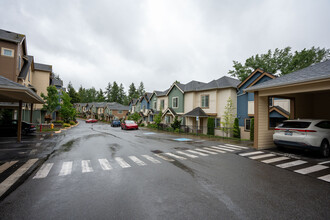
320,140 -> 330,157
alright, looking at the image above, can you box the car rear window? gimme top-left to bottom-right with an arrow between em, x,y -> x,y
278,121 -> 311,128
315,121 -> 330,129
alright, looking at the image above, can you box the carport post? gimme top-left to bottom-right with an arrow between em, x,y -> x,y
17,100 -> 22,143
30,103 -> 33,123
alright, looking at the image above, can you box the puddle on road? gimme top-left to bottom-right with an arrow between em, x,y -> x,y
151,150 -> 163,154
174,147 -> 189,150
108,143 -> 121,158
170,160 -> 195,178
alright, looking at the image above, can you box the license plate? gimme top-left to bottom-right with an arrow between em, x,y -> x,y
285,131 -> 292,136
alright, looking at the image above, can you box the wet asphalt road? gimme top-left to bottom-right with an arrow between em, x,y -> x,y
1,120 -> 330,219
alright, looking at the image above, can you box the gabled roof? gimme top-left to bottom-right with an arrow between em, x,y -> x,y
0,29 -> 25,44
166,80 -> 205,96
246,60 -> 330,92
106,102 -> 129,111
145,92 -> 152,101
51,78 -> 63,87
269,106 -> 290,118
184,107 -> 209,117
34,63 -> 52,72
129,98 -> 137,105
156,89 -> 169,97
162,107 -> 177,118
196,76 -> 240,91
237,68 -> 275,89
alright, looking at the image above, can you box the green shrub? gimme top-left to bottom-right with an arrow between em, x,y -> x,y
63,123 -> 71,127
171,116 -> 181,130
54,120 -> 64,124
69,121 -> 76,125
147,124 -> 158,129
174,128 -> 180,133
140,123 -> 145,127
207,118 -> 215,135
166,127 -> 174,132
233,118 -> 240,138
250,118 -> 254,141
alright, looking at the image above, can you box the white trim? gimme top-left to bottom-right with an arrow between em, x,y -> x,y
166,83 -> 184,96
1,47 -> 14,57
172,96 -> 179,108
244,118 -> 251,131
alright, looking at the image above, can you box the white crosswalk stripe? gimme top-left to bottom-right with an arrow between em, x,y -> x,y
218,145 -> 242,150
115,157 -> 131,168
164,153 -> 187,160
261,157 -> 290,164
59,162 -> 73,176
176,151 -> 198,158
129,156 -> 146,166
0,159 -> 38,197
82,160 -> 94,173
318,174 -> 330,182
225,144 -> 248,149
154,154 -> 175,162
276,160 -> 307,168
294,165 -> 329,175
0,161 -> 18,174
249,154 -> 275,160
212,146 -> 234,152
33,163 -> 54,179
186,150 -> 208,156
204,147 -> 226,153
195,148 -> 217,155
141,155 -> 161,164
98,159 -> 112,170
239,151 -> 264,156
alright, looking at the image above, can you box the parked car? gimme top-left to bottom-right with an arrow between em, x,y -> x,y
111,120 -> 121,127
273,119 -> 330,157
85,119 -> 98,123
0,120 -> 36,136
121,120 -> 138,130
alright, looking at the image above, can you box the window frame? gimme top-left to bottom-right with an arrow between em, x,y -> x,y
153,101 -> 157,110
160,100 -> 165,110
215,118 -> 221,128
172,97 -> 179,108
1,47 -> 14,57
201,94 -> 209,108
244,118 -> 251,131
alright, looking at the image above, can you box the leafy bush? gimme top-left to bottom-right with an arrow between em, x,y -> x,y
171,116 -> 181,130
233,118 -> 240,138
174,128 -> 180,133
166,127 -> 174,132
207,118 -> 215,135
147,124 -> 158,129
69,121 -> 76,125
54,120 -> 64,124
140,123 -> 145,127
63,123 -> 71,127
127,112 -> 141,122
250,118 -> 254,141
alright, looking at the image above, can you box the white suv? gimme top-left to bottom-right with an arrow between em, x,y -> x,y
273,119 -> 330,157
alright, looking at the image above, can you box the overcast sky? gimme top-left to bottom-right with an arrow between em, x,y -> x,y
1,0 -> 329,92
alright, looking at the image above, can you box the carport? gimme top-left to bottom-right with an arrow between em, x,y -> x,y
0,76 -> 44,142
246,60 -> 330,149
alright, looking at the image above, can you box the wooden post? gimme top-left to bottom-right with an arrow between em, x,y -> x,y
30,103 -> 33,123
17,100 -> 22,143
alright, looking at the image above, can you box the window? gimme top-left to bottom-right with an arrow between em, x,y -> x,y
215,118 -> 221,128
118,110 -> 123,114
153,101 -> 157,110
315,121 -> 330,129
268,97 -> 273,107
143,106 -> 145,112
201,95 -> 209,108
161,100 -> 165,109
1,48 -> 14,57
172,97 -> 178,108
245,118 -> 251,131
165,116 -> 170,123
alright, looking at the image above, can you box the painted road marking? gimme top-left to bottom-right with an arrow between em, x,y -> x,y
36,143 -> 41,147
115,157 -> 131,168
82,160 -> 94,173
154,154 -> 175,162
173,138 -> 192,141
59,162 -> 73,176
276,160 -> 307,168
129,156 -> 147,166
318,174 -> 330,182
40,138 -> 44,141
0,161 -> 18,174
249,154 -> 275,160
218,145 -> 242,150
294,165 -> 329,175
0,159 -> 38,197
141,155 -> 161,164
225,144 -> 248,149
33,163 -> 54,179
318,161 -> 330,165
204,147 -> 226,153
98,159 -> 112,170
144,132 -> 156,135
261,157 -> 290,164
176,151 -> 198,158
239,151 -> 264,156
212,146 -> 234,152
164,153 -> 187,160
186,150 -> 208,156
195,148 -> 217,155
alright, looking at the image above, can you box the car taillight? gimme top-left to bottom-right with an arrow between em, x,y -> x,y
296,130 -> 316,132
31,125 -> 35,128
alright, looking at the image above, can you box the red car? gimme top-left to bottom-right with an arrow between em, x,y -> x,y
121,120 -> 138,130
86,119 -> 98,123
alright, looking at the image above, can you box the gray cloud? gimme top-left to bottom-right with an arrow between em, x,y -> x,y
1,0 -> 329,93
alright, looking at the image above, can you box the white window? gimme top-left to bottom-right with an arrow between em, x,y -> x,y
1,48 -> 14,57
161,100 -> 165,109
153,101 -> 157,110
201,95 -> 209,108
215,118 -> 221,128
165,115 -> 170,123
245,118 -> 251,131
172,97 -> 178,108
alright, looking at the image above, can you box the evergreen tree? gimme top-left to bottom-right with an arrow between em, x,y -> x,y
118,83 -> 126,104
110,81 -> 120,103
67,82 -> 81,104
233,118 -> 240,138
128,83 -> 138,101
105,82 -> 112,102
137,82 -> 145,97
96,89 -> 105,102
